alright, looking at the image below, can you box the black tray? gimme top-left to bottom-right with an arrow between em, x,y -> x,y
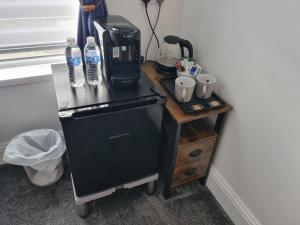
160,77 -> 225,114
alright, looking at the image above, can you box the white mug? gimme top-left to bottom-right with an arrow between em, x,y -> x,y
175,77 -> 196,102
195,74 -> 217,99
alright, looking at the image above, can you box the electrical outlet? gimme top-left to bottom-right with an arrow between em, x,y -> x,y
140,0 -> 158,5
141,0 -> 151,4
140,0 -> 151,5
156,0 -> 165,5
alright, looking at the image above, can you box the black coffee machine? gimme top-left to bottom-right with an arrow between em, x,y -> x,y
94,16 -> 141,86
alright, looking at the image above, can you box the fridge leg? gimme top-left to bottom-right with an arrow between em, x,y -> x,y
146,181 -> 156,195
76,203 -> 89,218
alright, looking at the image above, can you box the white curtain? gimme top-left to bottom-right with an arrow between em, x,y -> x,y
0,0 -> 79,49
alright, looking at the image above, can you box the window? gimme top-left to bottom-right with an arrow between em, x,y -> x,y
0,0 -> 79,61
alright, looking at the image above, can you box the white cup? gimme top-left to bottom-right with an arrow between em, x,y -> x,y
175,77 -> 196,103
195,74 -> 217,99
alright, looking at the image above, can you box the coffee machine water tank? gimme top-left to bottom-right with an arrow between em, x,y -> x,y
94,16 -> 141,86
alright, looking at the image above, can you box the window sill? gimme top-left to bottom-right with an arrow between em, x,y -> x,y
0,56 -> 65,88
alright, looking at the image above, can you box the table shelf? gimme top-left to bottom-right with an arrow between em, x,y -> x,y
142,62 -> 233,199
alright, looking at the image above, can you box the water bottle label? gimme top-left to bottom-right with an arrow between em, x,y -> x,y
86,50 -> 101,65
67,57 -> 81,66
113,47 -> 120,58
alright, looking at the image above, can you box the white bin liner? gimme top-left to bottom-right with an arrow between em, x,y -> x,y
3,129 -> 66,186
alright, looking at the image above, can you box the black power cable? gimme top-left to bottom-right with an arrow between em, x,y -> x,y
145,4 -> 161,61
142,1 -> 161,61
145,5 -> 160,49
142,0 -> 151,5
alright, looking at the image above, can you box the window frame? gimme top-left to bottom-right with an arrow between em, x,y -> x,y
0,0 -> 79,62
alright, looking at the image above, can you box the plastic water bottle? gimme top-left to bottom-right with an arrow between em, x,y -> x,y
65,37 -> 85,88
84,36 -> 102,86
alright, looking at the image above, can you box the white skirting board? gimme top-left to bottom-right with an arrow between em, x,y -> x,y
207,167 -> 262,225
0,142 -> 8,166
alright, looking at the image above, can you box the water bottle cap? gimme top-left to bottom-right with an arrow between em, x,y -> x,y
67,37 -> 76,45
87,36 -> 96,44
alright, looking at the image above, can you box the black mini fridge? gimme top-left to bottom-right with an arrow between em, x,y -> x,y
52,64 -> 166,217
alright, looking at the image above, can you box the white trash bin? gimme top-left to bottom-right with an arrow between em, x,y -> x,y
3,129 -> 66,187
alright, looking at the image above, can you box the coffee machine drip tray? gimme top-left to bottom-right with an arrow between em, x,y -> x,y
111,72 -> 141,86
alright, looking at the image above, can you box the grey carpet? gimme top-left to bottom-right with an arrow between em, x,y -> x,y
0,165 -> 234,225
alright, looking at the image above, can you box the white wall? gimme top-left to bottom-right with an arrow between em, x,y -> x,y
107,0 -> 183,60
0,78 -> 61,143
181,1 -> 300,225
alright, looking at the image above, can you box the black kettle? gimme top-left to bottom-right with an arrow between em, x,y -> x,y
157,35 -> 193,75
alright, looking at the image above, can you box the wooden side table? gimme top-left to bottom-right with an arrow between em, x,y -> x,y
142,62 -> 233,199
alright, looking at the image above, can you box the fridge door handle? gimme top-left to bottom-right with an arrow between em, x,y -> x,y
59,110 -> 75,119
59,98 -> 164,121
59,104 -> 109,120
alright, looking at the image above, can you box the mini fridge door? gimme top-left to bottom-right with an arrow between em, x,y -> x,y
60,98 -> 164,197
